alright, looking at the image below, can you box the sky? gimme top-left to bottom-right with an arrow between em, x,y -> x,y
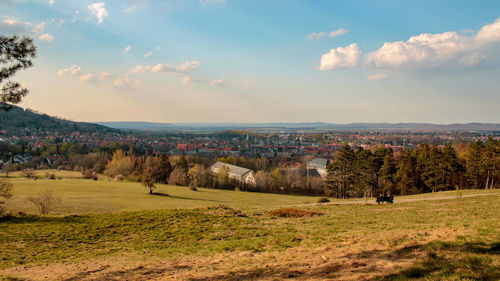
1,0 -> 499,124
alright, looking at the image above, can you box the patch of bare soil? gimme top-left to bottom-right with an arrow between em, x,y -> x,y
0,228 -> 466,281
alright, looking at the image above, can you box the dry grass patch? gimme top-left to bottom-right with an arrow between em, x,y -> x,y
269,208 -> 323,218
317,197 -> 330,203
203,205 -> 246,217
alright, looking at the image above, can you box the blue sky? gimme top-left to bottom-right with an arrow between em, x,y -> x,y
1,0 -> 499,123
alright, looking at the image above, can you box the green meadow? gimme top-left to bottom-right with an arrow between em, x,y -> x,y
0,170 -> 499,280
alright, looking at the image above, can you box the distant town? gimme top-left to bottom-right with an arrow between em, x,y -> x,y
1,125 -> 499,166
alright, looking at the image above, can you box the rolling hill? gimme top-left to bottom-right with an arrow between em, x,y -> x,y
98,121 -> 500,132
0,106 -> 119,135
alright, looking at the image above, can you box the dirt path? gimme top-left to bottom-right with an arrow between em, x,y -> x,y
285,193 -> 497,208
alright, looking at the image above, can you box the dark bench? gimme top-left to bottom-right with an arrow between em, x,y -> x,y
376,196 -> 394,204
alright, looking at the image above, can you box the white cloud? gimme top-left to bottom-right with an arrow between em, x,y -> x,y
0,18 -> 30,33
88,2 -> 108,24
98,71 -> 116,81
319,43 -> 361,71
132,61 -> 200,73
365,32 -> 471,69
33,22 -> 45,34
307,32 -> 327,40
79,71 -> 141,89
58,65 -> 81,76
123,45 -> 131,54
174,61 -> 200,72
130,65 -> 151,74
57,19 -> 65,26
209,79 -> 225,87
124,0 -> 148,13
459,52 -> 484,66
366,18 -> 500,70
38,33 -> 54,41
182,75 -> 193,87
329,28 -> 348,38
366,73 -> 388,81
475,17 -> 500,43
308,28 -> 348,40
143,51 -> 152,58
79,73 -> 94,81
130,61 -> 200,86
241,78 -> 255,91
48,0 -> 54,5
112,74 -> 141,88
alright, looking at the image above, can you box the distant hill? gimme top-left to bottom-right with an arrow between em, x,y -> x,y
98,121 -> 500,132
0,106 -> 119,134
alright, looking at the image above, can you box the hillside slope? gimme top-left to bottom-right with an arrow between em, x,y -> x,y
0,106 -> 118,135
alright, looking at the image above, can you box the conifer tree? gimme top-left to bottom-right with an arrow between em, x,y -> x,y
466,141 -> 484,189
1,35 -> 37,111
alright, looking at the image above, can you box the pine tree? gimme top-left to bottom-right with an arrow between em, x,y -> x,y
379,154 -> 396,195
483,138 -> 499,189
395,149 -> 419,195
1,35 -> 37,111
354,149 -> 377,198
326,145 -> 356,198
466,141 -> 484,189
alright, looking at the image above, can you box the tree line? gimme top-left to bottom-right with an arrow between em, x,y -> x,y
325,138 -> 498,198
2,138 -> 498,197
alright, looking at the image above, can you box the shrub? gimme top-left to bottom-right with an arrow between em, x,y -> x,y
81,169 -> 98,180
190,186 -> 198,191
0,179 -> 13,217
115,175 -> 124,182
269,208 -> 323,218
317,197 -> 330,203
21,168 -> 35,178
26,190 -> 60,215
45,172 -> 56,180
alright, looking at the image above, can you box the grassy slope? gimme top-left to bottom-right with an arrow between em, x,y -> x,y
1,170 -> 499,279
0,193 -> 499,280
4,178 -> 319,215
3,169 -> 496,215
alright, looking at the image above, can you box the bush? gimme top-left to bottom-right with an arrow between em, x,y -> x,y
81,169 -> 98,180
0,179 -> 13,217
45,172 -> 56,180
317,197 -> 330,203
21,168 -> 35,178
269,208 -> 323,218
26,190 -> 60,215
190,186 -> 198,191
115,175 -> 124,182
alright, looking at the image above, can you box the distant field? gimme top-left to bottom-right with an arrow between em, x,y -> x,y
4,169 -> 83,179
3,169 -> 498,215
4,177 -> 320,215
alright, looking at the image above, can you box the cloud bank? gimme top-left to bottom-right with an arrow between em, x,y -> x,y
319,17 -> 500,74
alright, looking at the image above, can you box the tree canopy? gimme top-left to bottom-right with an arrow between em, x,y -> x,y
1,34 -> 37,111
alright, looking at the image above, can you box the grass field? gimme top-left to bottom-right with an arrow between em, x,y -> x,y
3,170 -> 497,215
0,171 -> 499,280
4,177 -> 321,214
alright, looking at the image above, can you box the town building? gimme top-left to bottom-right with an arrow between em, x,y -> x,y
307,158 -> 331,179
210,161 -> 256,185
